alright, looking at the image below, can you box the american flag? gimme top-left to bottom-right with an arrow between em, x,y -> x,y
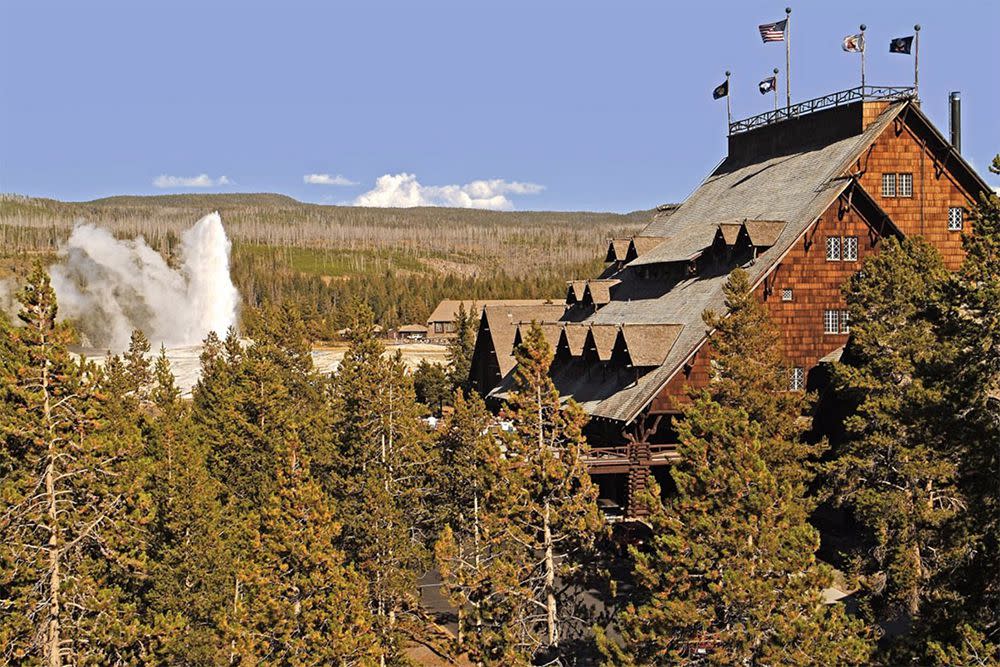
758,19 -> 787,43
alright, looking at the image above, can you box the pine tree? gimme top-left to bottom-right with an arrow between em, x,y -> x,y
901,171 -> 1000,663
327,302 -> 436,662
702,268 -> 820,491
145,347 -> 234,664
433,391 -> 512,659
230,446 -> 379,665
601,395 -> 873,665
497,322 -> 605,662
447,302 -> 477,394
824,237 -> 961,624
413,359 -> 451,416
0,266 -> 151,664
602,270 -> 873,665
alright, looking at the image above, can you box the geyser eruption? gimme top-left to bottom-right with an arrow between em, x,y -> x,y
50,212 -> 239,351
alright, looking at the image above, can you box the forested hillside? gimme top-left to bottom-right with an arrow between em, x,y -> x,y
0,193 -> 651,332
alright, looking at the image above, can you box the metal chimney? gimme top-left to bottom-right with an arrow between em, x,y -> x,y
949,91 -> 962,153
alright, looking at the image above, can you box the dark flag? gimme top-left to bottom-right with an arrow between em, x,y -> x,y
712,79 -> 729,99
758,19 -> 787,43
890,35 -> 914,54
758,76 -> 776,95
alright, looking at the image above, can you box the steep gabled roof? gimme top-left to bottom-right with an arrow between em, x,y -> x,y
583,279 -> 620,306
743,220 -> 787,247
565,280 -> 588,304
584,324 -> 619,362
605,238 -> 631,263
717,222 -> 743,246
579,100 -> 909,422
630,225 -> 720,265
428,299 -> 552,324
557,323 -> 590,357
618,323 -> 683,367
482,303 -> 567,376
513,321 -> 563,356
626,236 -> 669,262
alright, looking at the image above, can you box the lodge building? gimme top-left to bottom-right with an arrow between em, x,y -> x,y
469,87 -> 992,518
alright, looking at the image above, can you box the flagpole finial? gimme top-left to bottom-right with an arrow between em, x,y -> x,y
914,24 -> 921,31
860,24 -> 866,31
726,70 -> 731,77
785,7 -> 791,14
773,67 -> 779,74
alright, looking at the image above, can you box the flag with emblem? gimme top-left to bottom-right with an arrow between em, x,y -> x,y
842,33 -> 865,53
890,35 -> 914,54
758,76 -> 776,95
758,19 -> 787,43
712,79 -> 729,100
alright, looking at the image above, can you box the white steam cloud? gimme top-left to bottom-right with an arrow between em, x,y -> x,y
304,173 -> 357,186
353,173 -> 544,210
49,212 -> 240,351
153,174 -> 231,188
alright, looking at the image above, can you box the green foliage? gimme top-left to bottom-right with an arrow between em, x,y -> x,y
446,302 -> 477,393
0,265 -> 153,664
825,237 -> 961,623
604,270 -> 873,665
327,302 -> 436,662
413,359 -> 450,415
231,451 -> 378,665
702,267 -> 820,493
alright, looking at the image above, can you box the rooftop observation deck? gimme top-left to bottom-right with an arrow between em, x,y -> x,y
728,85 -> 916,136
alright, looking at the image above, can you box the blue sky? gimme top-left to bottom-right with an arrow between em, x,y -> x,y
1,1 -> 997,211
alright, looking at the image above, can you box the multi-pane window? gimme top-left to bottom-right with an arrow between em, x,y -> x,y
882,173 -> 896,197
883,172 -> 913,198
827,236 -> 857,262
824,310 -> 840,334
790,367 -> 806,391
948,207 -> 964,231
824,310 -> 851,334
842,236 -> 859,261
826,236 -> 841,261
781,288 -> 793,302
898,173 -> 913,197
434,322 -> 445,333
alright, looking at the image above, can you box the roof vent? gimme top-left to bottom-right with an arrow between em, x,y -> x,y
949,91 -> 961,153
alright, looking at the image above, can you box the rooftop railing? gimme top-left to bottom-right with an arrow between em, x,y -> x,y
728,85 -> 916,135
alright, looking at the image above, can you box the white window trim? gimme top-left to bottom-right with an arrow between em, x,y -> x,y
948,207 -> 964,232
898,173 -> 913,198
826,236 -> 841,261
781,287 -> 793,302
843,236 -> 859,262
882,173 -> 897,198
824,310 -> 840,335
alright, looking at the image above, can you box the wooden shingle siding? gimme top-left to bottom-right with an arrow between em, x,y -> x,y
761,199 -> 879,369
856,113 -> 976,269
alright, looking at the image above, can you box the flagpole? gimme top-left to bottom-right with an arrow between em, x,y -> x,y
914,24 -> 921,99
773,68 -> 779,111
785,7 -> 791,116
725,71 -> 732,128
860,24 -> 866,93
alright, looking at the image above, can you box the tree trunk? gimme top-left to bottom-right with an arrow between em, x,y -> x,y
43,351 -> 61,667
544,500 -> 558,649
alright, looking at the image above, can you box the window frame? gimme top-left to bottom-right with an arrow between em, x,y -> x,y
948,207 -> 964,232
825,236 -> 841,261
790,367 -> 805,391
882,173 -> 897,198
842,236 -> 859,262
781,287 -> 793,302
824,310 -> 840,335
434,322 -> 445,334
898,172 -> 913,198
840,310 -> 851,334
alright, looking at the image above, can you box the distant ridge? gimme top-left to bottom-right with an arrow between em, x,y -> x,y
84,193 -> 305,208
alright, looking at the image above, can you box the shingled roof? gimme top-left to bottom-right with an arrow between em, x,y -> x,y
618,323 -> 683,367
557,323 -> 590,358
583,324 -> 619,362
482,303 -> 567,376
583,279 -> 620,306
561,100 -> 909,422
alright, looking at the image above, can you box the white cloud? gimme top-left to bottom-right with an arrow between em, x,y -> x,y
153,173 -> 231,188
304,173 -> 358,186
352,173 -> 545,211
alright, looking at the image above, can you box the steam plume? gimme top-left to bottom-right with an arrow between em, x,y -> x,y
49,212 -> 239,351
